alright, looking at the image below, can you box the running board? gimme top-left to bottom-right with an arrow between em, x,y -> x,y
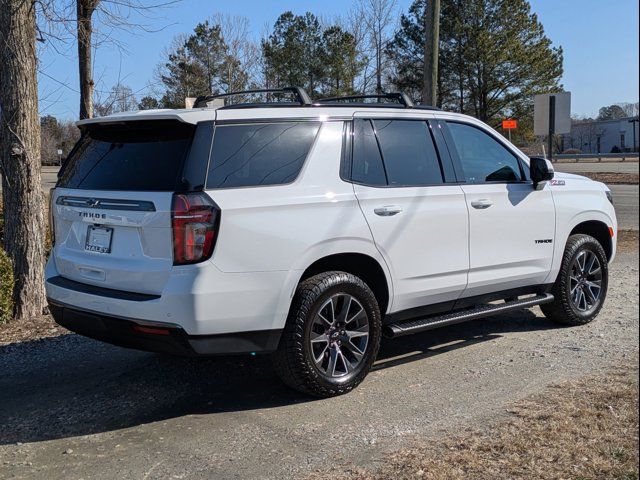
384,293 -> 554,338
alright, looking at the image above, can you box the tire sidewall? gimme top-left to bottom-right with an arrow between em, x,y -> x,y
301,275 -> 381,390
563,237 -> 609,321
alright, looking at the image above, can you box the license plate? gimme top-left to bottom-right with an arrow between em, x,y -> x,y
85,226 -> 113,254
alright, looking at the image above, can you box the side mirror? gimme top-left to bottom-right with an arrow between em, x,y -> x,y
529,157 -> 554,188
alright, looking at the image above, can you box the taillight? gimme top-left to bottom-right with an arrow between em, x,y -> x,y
171,193 -> 220,265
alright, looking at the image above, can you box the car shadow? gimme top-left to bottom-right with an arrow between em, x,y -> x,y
0,309 -> 553,445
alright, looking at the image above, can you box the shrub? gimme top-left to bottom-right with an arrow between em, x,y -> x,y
562,148 -> 582,154
0,247 -> 14,323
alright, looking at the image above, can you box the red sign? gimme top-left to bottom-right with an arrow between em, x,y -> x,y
502,119 -> 518,130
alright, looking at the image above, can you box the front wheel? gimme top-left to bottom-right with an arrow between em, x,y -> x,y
273,271 -> 381,397
541,234 -> 609,326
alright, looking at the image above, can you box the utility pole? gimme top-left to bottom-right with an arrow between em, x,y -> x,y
629,117 -> 639,152
422,0 -> 440,106
547,95 -> 555,162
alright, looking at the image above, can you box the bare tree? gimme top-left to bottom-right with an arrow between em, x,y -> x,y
210,13 -> 261,92
94,83 -> 138,116
77,0 -> 99,118
35,0 -> 180,119
356,0 -> 398,94
0,0 -> 47,320
617,102 -> 639,118
344,7 -> 373,93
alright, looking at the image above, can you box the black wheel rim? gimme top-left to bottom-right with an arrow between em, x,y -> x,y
569,249 -> 603,313
308,293 -> 369,378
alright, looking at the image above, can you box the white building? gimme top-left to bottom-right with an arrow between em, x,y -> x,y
565,116 -> 639,153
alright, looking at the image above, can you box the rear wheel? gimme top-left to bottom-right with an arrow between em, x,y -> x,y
541,234 -> 608,325
273,271 -> 381,397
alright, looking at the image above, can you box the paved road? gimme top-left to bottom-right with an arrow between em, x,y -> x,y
41,166 -> 59,191
1,250 -> 637,479
555,162 -> 639,174
610,184 -> 639,230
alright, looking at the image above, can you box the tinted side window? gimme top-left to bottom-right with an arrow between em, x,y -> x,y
352,119 -> 387,186
58,121 -> 195,191
373,120 -> 443,186
206,121 -> 320,189
446,122 -> 523,183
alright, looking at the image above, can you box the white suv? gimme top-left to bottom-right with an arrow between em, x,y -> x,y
46,88 -> 617,397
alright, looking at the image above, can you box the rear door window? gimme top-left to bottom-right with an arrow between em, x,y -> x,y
206,121 -> 321,189
372,120 -> 443,186
351,119 -> 387,186
58,121 -> 195,191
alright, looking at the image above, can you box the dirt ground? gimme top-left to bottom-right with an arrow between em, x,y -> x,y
581,172 -> 639,185
306,364 -> 639,480
0,238 -> 637,479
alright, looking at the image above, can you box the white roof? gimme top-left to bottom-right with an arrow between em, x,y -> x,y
76,104 -> 481,126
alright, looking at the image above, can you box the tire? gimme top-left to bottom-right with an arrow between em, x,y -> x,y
273,271 -> 382,397
541,234 -> 609,326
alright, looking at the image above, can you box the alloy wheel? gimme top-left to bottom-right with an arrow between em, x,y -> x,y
309,293 -> 370,378
569,249 -> 603,313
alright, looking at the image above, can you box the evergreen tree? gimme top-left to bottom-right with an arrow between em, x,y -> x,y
160,42 -> 208,108
138,96 -> 160,110
159,19 -> 253,107
320,26 -> 361,96
597,104 -> 627,121
262,12 -> 324,95
186,21 -> 227,94
388,0 -> 563,124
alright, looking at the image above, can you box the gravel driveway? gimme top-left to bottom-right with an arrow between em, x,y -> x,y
1,250 -> 638,480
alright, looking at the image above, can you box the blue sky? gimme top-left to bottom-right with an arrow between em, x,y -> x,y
38,0 -> 639,120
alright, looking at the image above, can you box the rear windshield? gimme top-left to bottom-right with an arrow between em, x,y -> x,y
206,121 -> 321,189
58,121 -> 195,191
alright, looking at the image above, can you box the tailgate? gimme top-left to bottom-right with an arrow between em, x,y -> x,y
50,119 -> 209,295
52,189 -> 174,295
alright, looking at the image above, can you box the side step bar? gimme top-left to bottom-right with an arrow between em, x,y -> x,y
384,293 -> 554,338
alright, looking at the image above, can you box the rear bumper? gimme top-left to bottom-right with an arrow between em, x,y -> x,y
48,301 -> 282,356
44,255 -> 297,337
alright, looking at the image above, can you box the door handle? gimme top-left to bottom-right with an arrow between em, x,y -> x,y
374,205 -> 403,216
471,199 -> 493,209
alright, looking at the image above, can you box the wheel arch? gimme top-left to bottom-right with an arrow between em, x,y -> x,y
570,220 -> 613,260
299,253 -> 391,316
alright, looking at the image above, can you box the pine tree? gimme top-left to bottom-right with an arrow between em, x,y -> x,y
262,12 -> 325,95
388,0 -> 563,124
320,26 -> 362,96
159,20 -> 253,107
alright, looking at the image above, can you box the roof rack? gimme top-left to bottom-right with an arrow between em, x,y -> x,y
316,92 -> 415,108
193,87 -> 313,109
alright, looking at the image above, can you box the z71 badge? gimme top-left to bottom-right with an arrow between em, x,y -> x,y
550,179 -> 566,186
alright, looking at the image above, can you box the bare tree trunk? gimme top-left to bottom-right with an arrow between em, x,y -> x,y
422,0 -> 440,105
77,0 -> 99,119
0,0 -> 47,320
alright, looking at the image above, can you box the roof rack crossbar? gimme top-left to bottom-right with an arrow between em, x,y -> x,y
193,87 -> 312,108
316,92 -> 415,108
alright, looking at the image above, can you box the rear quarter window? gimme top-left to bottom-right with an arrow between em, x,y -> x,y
58,121 -> 195,191
206,121 -> 321,189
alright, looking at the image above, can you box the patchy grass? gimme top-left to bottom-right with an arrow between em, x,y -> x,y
307,365 -> 640,480
0,199 -> 62,339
